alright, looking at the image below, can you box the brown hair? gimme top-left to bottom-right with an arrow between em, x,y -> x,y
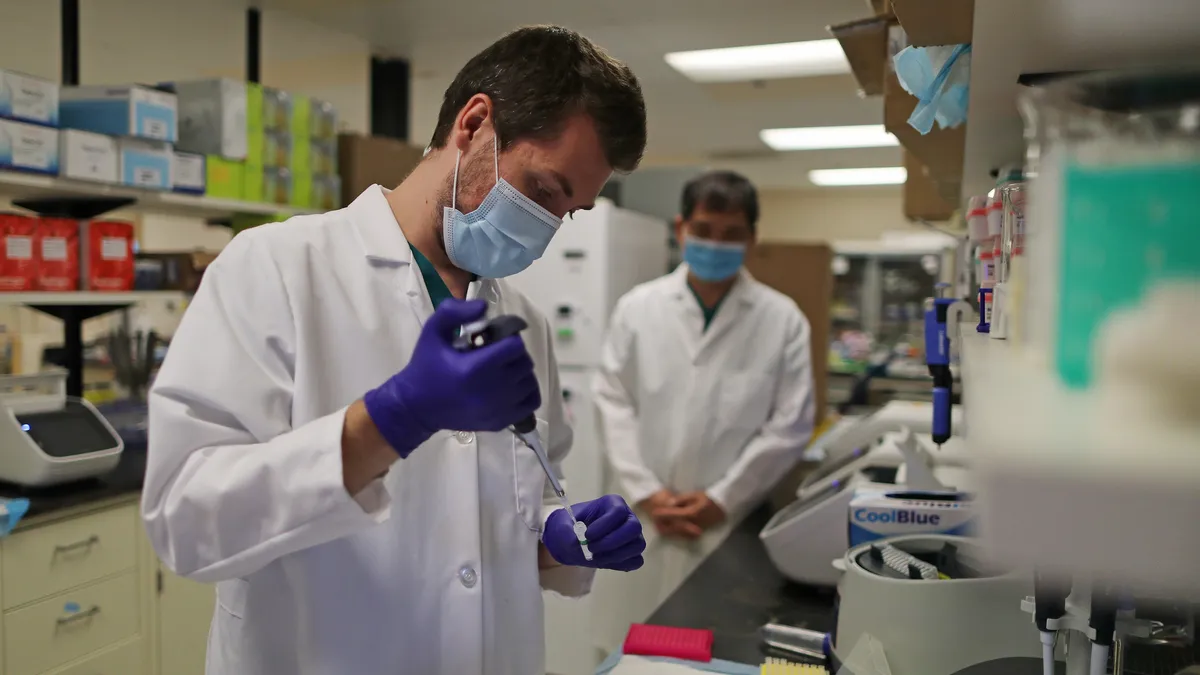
428,25 -> 647,173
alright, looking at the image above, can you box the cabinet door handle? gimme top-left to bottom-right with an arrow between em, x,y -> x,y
56,605 -> 100,626
54,535 -> 100,554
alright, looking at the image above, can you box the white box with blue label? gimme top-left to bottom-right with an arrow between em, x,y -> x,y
60,85 -> 177,142
60,129 -> 119,183
848,489 -> 975,546
119,138 -> 173,190
0,119 -> 59,174
0,70 -> 59,127
172,151 -> 205,194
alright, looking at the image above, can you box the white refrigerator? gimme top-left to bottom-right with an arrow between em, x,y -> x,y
508,198 -> 669,675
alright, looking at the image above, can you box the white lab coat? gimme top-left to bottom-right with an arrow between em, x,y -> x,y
142,185 -> 592,675
590,264 -> 815,651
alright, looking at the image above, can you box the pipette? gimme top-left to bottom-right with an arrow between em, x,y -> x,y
454,314 -> 592,561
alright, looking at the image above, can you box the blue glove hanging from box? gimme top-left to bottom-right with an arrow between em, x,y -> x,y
0,498 -> 29,537
893,43 -> 972,134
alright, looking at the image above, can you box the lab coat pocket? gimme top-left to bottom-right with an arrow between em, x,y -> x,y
513,418 -> 551,533
216,578 -> 249,619
718,372 -> 773,433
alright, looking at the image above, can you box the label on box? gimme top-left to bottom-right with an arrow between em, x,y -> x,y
101,237 -> 128,260
133,166 -> 163,187
848,489 -> 975,546
36,217 -> 79,291
41,237 -> 68,260
5,236 -> 32,260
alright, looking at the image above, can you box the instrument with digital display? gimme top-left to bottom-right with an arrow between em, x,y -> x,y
0,370 -> 123,486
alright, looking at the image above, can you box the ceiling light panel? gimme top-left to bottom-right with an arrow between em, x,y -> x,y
808,167 -> 908,186
760,125 -> 899,151
665,39 -> 849,83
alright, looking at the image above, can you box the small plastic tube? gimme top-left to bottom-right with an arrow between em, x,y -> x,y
1090,642 -> 1109,675
1040,631 -> 1056,675
573,521 -> 592,561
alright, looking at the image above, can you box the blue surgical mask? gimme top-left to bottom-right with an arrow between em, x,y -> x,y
442,135 -> 562,278
893,43 -> 972,134
683,236 -> 746,282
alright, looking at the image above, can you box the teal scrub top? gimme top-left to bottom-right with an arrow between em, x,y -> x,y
687,282 -> 727,331
410,244 -> 455,309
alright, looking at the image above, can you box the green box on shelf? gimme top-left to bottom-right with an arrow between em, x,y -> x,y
292,171 -> 312,208
206,155 -> 244,200
291,137 -> 312,175
291,95 -> 311,141
231,213 -> 283,235
246,83 -> 264,132
243,162 -> 265,203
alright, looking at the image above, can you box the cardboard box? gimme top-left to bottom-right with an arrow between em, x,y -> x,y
0,119 -> 59,174
903,151 -> 956,221
829,15 -> 893,97
337,134 -> 425,206
891,0 -> 974,47
205,155 -> 244,200
0,69 -> 60,127
744,244 -> 833,425
36,217 -> 79,291
243,162 -> 265,203
312,174 -> 341,211
0,214 -> 38,291
264,167 -> 293,205
118,138 -> 173,190
173,151 -> 205,194
59,129 -> 118,183
291,95 -> 310,141
171,78 -> 248,160
263,131 -> 292,168
310,99 -> 337,140
262,88 -> 292,132
60,85 -> 178,142
312,140 -> 337,176
81,220 -> 134,291
884,71 -> 965,183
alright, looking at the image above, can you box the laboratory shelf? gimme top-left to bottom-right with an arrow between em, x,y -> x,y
0,170 -> 316,220
960,333 -> 1200,596
0,291 -> 185,307
0,291 -> 187,398
961,0 -> 1200,197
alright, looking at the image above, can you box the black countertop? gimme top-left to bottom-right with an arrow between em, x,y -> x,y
647,504 -> 837,666
0,445 -> 145,521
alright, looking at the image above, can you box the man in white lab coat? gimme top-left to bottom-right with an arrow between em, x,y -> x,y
591,171 -> 816,650
142,26 -> 648,675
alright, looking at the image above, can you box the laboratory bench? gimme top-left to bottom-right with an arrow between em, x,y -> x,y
646,505 -> 836,666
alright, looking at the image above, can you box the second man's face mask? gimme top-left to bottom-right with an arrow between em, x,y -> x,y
442,135 -> 563,278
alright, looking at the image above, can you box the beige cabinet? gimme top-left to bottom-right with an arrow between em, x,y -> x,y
154,567 -> 214,675
0,497 -> 213,675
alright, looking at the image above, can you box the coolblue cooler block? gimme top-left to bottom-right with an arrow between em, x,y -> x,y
0,119 -> 59,174
60,85 -> 177,142
0,69 -> 60,126
118,138 -> 173,190
848,489 -> 975,547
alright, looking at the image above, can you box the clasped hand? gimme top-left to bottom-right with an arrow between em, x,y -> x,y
638,490 -> 725,541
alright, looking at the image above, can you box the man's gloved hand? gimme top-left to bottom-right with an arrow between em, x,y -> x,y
363,298 -> 541,458
543,495 -> 646,571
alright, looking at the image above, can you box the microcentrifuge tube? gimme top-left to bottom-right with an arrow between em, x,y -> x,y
573,520 -> 593,561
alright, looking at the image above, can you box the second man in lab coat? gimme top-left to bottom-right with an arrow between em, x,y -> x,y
592,170 -> 816,650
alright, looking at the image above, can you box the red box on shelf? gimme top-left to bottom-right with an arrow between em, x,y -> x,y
0,214 -> 39,292
36,217 -> 80,292
623,624 -> 714,662
82,219 -> 135,292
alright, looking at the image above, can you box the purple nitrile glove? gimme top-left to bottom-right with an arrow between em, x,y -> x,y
363,298 -> 541,458
543,495 -> 646,571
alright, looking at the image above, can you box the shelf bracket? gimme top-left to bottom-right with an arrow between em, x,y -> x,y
12,197 -> 137,220
28,302 -> 137,398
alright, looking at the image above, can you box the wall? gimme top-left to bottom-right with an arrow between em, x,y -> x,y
757,187 -> 922,244
0,0 -> 372,363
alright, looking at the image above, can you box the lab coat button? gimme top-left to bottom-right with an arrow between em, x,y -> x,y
454,431 -> 475,445
458,566 -> 478,588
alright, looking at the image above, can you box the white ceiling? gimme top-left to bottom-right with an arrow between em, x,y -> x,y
265,0 -> 900,190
